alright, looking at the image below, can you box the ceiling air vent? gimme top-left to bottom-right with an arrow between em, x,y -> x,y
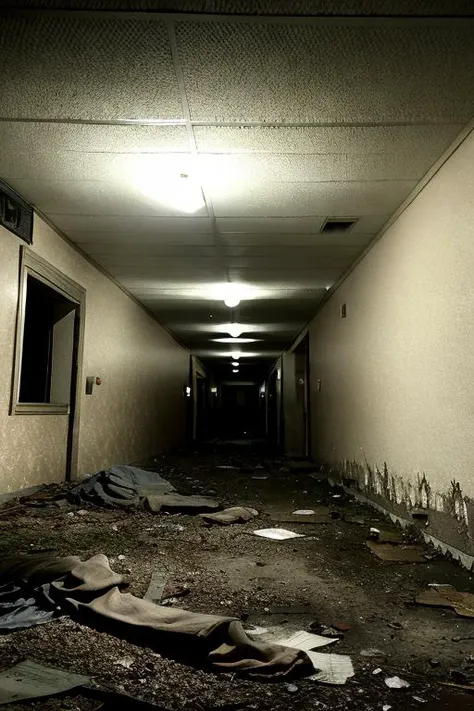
321,217 -> 358,233
0,179 -> 33,245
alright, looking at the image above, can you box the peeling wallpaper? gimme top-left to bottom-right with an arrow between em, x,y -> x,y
0,216 -> 189,493
308,129 -> 474,552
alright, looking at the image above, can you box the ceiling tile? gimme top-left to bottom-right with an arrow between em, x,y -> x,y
8,1 -> 474,15
199,152 -> 433,183
9,178 -> 209,217
219,230 -> 378,247
209,180 -> 417,217
52,215 -> 214,234
0,16 -> 182,120
194,125 -> 464,156
215,215 -> 386,234
0,153 -> 197,183
177,21 -> 474,123
0,123 -> 189,154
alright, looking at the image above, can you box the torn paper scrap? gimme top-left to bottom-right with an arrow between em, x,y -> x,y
385,676 -> 410,689
0,660 -> 90,705
307,651 -> 355,685
280,630 -> 338,651
252,528 -> 305,540
143,571 -> 168,604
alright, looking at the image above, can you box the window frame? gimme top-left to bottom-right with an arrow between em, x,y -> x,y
11,248 -> 86,417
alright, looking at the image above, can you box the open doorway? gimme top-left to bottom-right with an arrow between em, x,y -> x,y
11,249 -> 85,481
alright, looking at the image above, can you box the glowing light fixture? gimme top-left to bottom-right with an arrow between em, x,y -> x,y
232,368 -> 239,373
231,351 -> 242,360
226,323 -> 245,338
231,361 -> 240,367
133,161 -> 205,214
222,284 -> 245,308
213,337 -> 258,344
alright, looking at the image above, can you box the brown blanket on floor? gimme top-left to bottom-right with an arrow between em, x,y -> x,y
0,554 -> 312,679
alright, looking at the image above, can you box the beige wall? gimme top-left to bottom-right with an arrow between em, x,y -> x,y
308,129 -> 474,551
0,215 -> 189,493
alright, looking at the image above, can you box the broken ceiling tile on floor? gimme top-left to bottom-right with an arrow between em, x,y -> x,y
366,540 -> 427,562
252,528 -> 305,540
415,584 -> 474,618
0,659 -> 90,705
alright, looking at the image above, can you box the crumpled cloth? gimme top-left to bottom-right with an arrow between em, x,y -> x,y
69,465 -> 221,514
0,554 -> 313,679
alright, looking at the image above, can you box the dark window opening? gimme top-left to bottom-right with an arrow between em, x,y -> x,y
19,274 -> 76,405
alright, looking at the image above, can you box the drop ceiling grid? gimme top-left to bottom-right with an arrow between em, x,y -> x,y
0,12 -> 473,358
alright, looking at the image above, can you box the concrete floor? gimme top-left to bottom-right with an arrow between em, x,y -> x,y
0,443 -> 473,710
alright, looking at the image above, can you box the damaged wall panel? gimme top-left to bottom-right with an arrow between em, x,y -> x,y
0,216 -> 189,493
306,128 -> 474,558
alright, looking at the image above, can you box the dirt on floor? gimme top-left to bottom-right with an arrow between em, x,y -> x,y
0,442 -> 473,711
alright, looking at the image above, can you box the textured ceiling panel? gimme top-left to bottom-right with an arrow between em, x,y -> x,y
6,1 -> 474,15
80,243 -> 218,256
177,22 -> 474,123
215,215 -> 386,234
52,215 -> 214,234
210,180 -> 417,217
194,125 -> 464,156
1,152 -> 196,183
227,268 -> 342,286
0,123 -> 189,154
72,231 -> 215,246
219,230 -> 377,247
0,16 -> 182,119
198,152 -> 434,183
9,178 -> 209,217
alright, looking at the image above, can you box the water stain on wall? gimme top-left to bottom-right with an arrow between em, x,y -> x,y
318,457 -> 473,558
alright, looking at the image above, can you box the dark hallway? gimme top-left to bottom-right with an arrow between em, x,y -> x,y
0,1 -> 474,708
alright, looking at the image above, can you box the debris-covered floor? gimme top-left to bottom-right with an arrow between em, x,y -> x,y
0,442 -> 473,711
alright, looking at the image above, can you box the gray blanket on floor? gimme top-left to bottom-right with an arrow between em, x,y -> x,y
69,465 -> 221,513
0,554 -> 312,679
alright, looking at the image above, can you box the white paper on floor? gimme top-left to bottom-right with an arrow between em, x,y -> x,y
307,651 -> 355,685
292,510 -> 316,515
0,660 -> 90,705
252,528 -> 305,540
279,630 -> 338,651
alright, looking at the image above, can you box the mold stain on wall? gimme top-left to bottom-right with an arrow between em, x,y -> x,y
319,457 -> 473,558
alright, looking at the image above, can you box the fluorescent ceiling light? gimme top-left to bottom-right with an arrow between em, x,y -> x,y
232,369 -> 239,373
231,361 -> 240,367
231,352 -> 241,360
213,338 -> 258,344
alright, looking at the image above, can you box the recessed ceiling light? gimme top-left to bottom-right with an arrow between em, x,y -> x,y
231,351 -> 241,360
213,337 -> 258,344
232,369 -> 239,373
221,284 -> 245,308
226,323 -> 245,338
231,361 -> 240,367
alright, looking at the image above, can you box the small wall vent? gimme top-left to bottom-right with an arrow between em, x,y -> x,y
321,217 -> 358,233
0,179 -> 33,245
